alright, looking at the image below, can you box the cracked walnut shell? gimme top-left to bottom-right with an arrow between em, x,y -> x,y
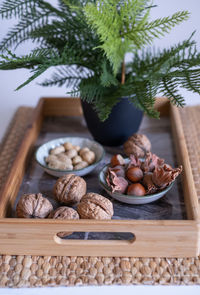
53,174 -> 87,205
48,206 -> 79,237
16,193 -> 53,218
123,134 -> 151,158
77,193 -> 113,219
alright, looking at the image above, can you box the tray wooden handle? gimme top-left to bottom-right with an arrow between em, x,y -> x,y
54,234 -> 136,246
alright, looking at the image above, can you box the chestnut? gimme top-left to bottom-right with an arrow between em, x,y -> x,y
127,183 -> 146,196
126,167 -> 143,182
110,154 -> 125,167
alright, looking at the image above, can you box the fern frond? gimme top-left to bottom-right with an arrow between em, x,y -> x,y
0,0 -> 36,19
0,47 -> 58,69
100,61 -> 119,87
126,11 -> 189,47
40,65 -> 91,88
83,0 -> 189,74
0,9 -> 51,51
16,65 -> 49,90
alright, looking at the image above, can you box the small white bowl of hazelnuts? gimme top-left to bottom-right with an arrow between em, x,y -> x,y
99,153 -> 182,205
35,137 -> 105,177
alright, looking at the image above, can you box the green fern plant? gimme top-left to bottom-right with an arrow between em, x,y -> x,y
0,0 -> 200,120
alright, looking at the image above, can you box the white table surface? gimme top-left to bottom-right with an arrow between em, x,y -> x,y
0,0 -> 200,293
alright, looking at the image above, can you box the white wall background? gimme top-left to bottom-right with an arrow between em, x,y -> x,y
0,0 -> 200,141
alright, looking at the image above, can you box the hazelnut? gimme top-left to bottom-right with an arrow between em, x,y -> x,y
77,193 -> 113,219
110,154 -> 125,167
54,174 -> 87,205
50,145 -> 65,155
48,206 -> 79,237
79,147 -> 90,157
72,155 -> 82,165
74,161 -> 88,170
124,134 -> 151,158
126,167 -> 143,182
81,150 -> 95,165
65,149 -> 78,159
111,165 -> 125,177
16,193 -> 53,218
63,142 -> 74,151
127,183 -> 146,196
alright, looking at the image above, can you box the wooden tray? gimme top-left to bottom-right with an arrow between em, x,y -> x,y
0,97 -> 199,257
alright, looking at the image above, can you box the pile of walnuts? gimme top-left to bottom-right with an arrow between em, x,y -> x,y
46,141 -> 96,170
16,174 -> 113,237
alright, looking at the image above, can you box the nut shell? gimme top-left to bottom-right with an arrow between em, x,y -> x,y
50,146 -> 65,155
63,142 -> 74,151
74,161 -> 88,170
127,183 -> 146,196
48,206 -> 79,237
77,193 -> 113,219
72,155 -> 82,165
81,150 -> 95,165
126,167 -> 143,182
65,149 -> 78,159
57,153 -> 72,164
79,147 -> 90,157
110,154 -> 125,167
54,174 -> 87,205
16,193 -> 53,218
124,134 -> 151,158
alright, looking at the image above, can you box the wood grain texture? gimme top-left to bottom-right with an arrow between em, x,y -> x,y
0,219 -> 198,257
170,105 -> 200,221
0,97 -> 199,257
42,97 -> 83,117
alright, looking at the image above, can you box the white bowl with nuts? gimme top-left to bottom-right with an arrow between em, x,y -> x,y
35,137 -> 105,177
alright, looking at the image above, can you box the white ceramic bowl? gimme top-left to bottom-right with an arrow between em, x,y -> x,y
99,162 -> 174,205
35,137 -> 105,177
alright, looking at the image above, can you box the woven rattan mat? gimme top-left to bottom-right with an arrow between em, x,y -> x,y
0,106 -> 200,287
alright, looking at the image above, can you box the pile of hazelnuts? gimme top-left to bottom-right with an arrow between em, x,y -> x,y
109,154 -> 146,196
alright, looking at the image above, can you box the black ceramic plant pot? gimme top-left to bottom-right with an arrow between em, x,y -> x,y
81,97 -> 143,146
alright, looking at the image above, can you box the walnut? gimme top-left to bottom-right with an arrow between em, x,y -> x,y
123,134 -> 151,158
48,206 -> 79,238
81,150 -> 95,164
77,193 -> 114,220
16,193 -> 53,218
50,145 -> 65,155
54,174 -> 87,205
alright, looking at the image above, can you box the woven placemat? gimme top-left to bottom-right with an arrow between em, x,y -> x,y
0,106 -> 200,288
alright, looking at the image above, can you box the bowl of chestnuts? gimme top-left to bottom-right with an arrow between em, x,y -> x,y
99,153 -> 182,205
35,137 -> 105,177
